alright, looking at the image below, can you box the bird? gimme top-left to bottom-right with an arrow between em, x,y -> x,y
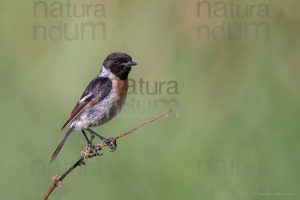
51,52 -> 137,162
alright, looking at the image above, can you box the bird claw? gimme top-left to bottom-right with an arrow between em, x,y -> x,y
81,145 -> 100,158
102,138 -> 117,152
89,144 -> 103,157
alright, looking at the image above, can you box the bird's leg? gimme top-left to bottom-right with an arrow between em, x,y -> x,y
82,130 -> 92,145
87,128 -> 117,152
86,128 -> 106,140
82,130 -> 99,156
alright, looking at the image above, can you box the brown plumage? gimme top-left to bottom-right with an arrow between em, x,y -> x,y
61,77 -> 112,130
50,52 -> 137,162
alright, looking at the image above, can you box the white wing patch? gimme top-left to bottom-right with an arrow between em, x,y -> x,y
79,93 -> 92,103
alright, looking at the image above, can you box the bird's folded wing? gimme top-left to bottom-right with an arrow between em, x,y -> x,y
61,76 -> 112,130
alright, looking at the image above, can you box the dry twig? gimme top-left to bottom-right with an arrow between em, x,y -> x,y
43,110 -> 172,200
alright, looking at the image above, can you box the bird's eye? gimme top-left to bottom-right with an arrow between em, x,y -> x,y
114,59 -> 120,64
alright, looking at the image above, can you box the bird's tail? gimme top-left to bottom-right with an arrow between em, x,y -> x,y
50,128 -> 74,162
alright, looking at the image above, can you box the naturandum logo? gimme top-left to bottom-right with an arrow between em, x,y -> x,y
33,0 -> 106,41
196,0 -> 270,41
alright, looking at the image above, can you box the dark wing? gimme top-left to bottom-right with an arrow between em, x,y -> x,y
61,76 -> 112,130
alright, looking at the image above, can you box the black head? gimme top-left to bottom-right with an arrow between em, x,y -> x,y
102,52 -> 137,80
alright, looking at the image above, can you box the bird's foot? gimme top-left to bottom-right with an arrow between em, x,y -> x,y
81,144 -> 102,158
89,144 -> 100,156
102,138 -> 117,152
85,129 -> 117,152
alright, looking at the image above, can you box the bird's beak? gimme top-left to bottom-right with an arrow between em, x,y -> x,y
125,61 -> 137,67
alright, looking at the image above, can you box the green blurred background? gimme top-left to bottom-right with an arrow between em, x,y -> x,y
0,0 -> 299,199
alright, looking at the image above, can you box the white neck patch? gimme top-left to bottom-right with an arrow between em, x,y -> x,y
99,66 -> 118,80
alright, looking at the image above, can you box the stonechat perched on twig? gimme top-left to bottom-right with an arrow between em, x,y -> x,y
51,52 -> 137,162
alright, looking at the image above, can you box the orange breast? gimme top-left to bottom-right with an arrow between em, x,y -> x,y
114,79 -> 128,102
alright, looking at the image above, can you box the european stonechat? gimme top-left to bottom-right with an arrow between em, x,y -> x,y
51,52 -> 137,162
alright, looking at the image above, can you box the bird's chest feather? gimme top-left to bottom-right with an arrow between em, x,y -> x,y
114,79 -> 128,104
96,79 -> 128,122
75,79 -> 128,129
